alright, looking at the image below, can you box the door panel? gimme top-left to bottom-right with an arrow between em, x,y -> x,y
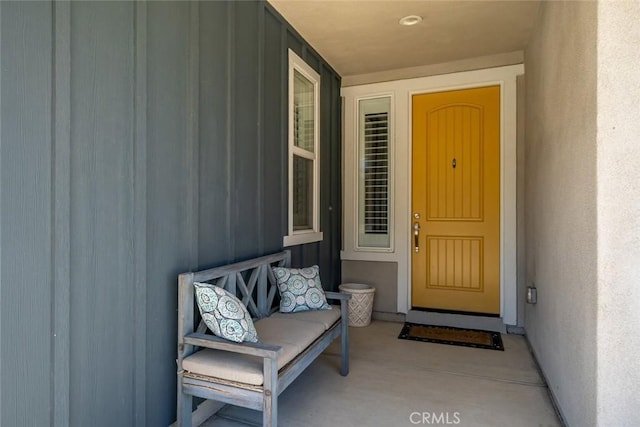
428,236 -> 483,290
412,86 -> 500,314
427,106 -> 483,221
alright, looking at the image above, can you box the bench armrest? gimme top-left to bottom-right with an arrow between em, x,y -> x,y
325,291 -> 351,301
183,332 -> 282,359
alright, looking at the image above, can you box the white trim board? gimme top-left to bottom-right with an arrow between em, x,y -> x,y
341,64 -> 523,325
284,49 -> 322,248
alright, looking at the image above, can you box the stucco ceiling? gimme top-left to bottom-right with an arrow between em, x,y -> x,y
268,0 -> 541,77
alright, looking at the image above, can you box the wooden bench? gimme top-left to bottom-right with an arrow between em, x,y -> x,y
177,250 -> 350,427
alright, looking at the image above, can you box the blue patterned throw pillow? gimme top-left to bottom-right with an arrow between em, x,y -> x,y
272,265 -> 331,313
193,282 -> 258,343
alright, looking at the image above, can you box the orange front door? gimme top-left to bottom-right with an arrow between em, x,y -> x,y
411,86 -> 500,314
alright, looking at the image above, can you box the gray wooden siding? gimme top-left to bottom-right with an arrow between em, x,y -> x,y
0,1 -> 341,426
146,2 -> 193,425
69,3 -> 136,425
1,2 -> 53,426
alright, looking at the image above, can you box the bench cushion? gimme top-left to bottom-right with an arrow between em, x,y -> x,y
271,304 -> 341,330
182,316 -> 326,386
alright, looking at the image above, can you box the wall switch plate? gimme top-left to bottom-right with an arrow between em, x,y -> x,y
526,286 -> 537,304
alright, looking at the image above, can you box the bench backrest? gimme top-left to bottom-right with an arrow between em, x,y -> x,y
177,251 -> 291,357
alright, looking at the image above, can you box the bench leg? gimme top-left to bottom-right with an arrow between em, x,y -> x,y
340,304 -> 350,376
263,390 -> 278,427
263,357 -> 278,427
177,375 -> 192,427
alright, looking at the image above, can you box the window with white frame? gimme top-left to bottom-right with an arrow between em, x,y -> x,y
358,96 -> 392,249
283,50 -> 322,247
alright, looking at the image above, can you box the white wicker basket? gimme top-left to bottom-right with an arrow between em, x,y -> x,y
338,283 -> 376,327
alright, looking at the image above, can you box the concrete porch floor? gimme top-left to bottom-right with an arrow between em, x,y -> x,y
202,321 -> 561,427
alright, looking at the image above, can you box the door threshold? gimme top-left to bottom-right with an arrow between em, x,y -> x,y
411,307 -> 500,318
406,309 -> 506,333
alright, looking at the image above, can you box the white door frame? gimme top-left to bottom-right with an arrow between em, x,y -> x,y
341,64 -> 523,325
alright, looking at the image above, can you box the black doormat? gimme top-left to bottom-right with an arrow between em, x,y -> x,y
398,322 -> 504,351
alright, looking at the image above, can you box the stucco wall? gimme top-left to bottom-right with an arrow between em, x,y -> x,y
342,260 -> 398,314
342,51 -> 524,86
524,2 -> 598,426
596,1 -> 640,424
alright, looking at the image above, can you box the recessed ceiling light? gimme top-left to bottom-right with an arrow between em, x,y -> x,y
399,15 -> 423,26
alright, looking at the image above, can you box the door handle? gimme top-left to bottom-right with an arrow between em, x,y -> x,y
414,222 -> 420,253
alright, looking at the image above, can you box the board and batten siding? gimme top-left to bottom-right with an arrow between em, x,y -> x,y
0,1 -> 341,426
